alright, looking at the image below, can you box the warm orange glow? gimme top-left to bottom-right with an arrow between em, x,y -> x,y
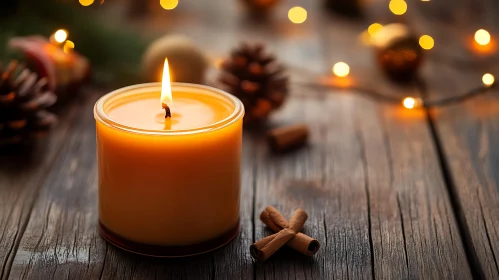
63,40 -> 75,53
53,29 -> 68,43
79,0 -> 94,6
368,23 -> 383,37
160,0 -> 179,10
215,58 -> 224,69
161,58 -> 173,109
360,31 -> 372,46
483,73 -> 495,86
470,36 -> 496,54
419,35 -> 434,50
332,62 -> 350,77
389,0 -> 407,15
288,6 -> 307,24
402,97 -> 422,109
475,29 -> 491,46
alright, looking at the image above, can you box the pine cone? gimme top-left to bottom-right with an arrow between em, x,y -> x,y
0,61 -> 57,146
218,43 -> 288,126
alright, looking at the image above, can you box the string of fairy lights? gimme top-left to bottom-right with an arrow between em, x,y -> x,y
50,29 -> 74,53
74,0 -> 497,110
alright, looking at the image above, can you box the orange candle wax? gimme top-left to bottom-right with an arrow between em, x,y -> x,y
94,82 -> 244,256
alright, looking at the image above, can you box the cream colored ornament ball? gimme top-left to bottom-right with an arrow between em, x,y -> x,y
142,35 -> 208,83
372,23 -> 423,81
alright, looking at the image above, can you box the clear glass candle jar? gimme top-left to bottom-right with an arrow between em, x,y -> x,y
94,83 -> 244,257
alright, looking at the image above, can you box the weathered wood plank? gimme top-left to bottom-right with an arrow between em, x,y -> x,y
8,91 -> 106,279
316,12 -> 472,279
0,91 -> 96,280
406,1 -> 499,278
2,1 -> 479,279
252,83 -> 471,279
422,59 -> 499,279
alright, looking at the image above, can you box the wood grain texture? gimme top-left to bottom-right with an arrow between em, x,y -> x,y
317,12 -> 472,280
407,1 -> 499,278
0,0 -> 485,279
0,91 -> 97,280
252,87 -> 472,279
422,59 -> 499,279
8,91 -> 106,280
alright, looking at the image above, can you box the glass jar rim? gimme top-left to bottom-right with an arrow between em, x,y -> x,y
94,82 -> 244,136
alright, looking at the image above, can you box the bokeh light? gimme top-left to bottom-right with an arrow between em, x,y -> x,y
288,6 -> 307,24
63,40 -> 75,53
360,31 -> 372,46
389,0 -> 407,15
160,0 -> 179,10
402,97 -> 421,109
482,73 -> 495,86
368,23 -> 383,37
475,29 -> 491,46
332,62 -> 350,78
419,35 -> 434,50
79,0 -> 94,6
54,29 -> 68,43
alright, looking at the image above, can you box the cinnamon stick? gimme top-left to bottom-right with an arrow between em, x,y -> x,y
267,124 -> 309,152
250,229 -> 295,262
250,208 -> 309,262
251,207 -> 320,262
260,207 -> 320,256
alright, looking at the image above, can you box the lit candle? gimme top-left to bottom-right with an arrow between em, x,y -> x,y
94,59 -> 244,256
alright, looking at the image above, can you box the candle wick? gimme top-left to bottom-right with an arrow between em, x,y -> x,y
162,102 -> 171,119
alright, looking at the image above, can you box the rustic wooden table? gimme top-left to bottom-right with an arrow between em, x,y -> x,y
1,0 -> 499,279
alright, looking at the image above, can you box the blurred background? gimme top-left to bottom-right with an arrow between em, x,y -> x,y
0,0 -> 498,134
1,0 -> 496,84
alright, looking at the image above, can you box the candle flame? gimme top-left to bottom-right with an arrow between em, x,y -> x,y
161,58 -> 173,110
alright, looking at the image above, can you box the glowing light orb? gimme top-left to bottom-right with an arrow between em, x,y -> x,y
419,35 -> 434,50
403,97 -> 421,109
389,0 -> 407,15
483,73 -> 495,86
288,6 -> 307,24
54,29 -> 68,43
160,0 -> 179,10
79,0 -> 94,6
368,23 -> 383,37
63,40 -> 75,53
475,29 -> 491,46
332,62 -> 350,78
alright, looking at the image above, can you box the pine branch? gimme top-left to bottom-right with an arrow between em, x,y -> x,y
0,0 -> 151,86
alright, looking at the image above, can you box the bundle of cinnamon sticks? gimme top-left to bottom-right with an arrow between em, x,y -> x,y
250,206 -> 320,262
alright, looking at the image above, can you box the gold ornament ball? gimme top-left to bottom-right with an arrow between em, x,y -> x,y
142,35 -> 208,84
372,23 -> 423,82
